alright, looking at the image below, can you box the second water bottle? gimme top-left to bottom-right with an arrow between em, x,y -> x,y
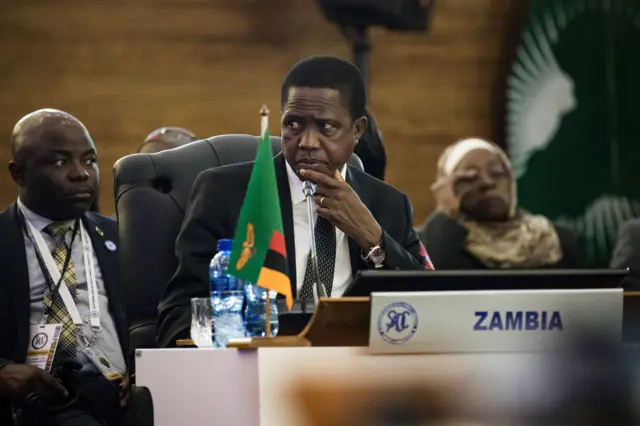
244,284 -> 279,338
209,239 -> 246,348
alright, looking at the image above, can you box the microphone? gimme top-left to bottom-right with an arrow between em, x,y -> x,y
302,180 -> 314,198
302,180 -> 327,300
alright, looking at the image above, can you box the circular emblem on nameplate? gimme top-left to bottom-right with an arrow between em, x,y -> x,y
32,332 -> 49,350
104,240 -> 117,252
378,302 -> 418,345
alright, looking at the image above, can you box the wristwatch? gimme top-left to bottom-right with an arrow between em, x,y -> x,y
364,240 -> 386,269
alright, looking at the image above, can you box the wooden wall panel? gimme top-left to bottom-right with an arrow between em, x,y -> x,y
0,0 -> 526,223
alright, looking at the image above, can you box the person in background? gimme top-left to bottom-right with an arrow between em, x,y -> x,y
0,109 -> 129,425
610,219 -> 640,289
416,138 -> 583,270
137,126 -> 198,154
610,219 -> 640,269
354,107 -> 386,181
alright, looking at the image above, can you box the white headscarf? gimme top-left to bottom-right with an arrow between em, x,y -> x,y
441,138 -> 498,175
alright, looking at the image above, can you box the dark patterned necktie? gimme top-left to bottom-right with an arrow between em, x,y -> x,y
299,216 -> 336,300
43,223 -> 78,365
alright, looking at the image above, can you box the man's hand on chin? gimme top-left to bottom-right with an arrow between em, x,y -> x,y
299,168 -> 383,252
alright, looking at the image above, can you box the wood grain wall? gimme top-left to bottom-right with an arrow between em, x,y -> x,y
0,0 -> 526,222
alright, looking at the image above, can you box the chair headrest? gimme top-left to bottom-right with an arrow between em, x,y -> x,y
114,134 -> 364,212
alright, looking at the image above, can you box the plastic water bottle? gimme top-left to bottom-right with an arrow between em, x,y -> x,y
244,284 -> 279,337
209,239 -> 246,347
209,239 -> 243,292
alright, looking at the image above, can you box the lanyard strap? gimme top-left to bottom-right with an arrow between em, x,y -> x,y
26,217 -> 78,320
24,215 -> 101,331
79,224 -> 100,329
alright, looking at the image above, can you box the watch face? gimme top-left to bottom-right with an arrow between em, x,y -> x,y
370,246 -> 385,263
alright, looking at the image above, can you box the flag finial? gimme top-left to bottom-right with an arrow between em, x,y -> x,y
260,104 -> 269,137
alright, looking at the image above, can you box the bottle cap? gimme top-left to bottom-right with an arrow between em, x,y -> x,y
217,239 -> 232,251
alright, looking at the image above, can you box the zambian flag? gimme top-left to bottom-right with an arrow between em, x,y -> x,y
227,128 -> 292,308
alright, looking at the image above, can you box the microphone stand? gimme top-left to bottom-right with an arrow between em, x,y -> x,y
302,181 -> 327,302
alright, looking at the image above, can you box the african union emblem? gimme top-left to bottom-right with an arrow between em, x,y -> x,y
378,302 -> 418,345
31,332 -> 48,350
506,0 -> 640,267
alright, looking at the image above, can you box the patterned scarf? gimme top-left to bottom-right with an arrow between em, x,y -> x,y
438,138 -> 563,269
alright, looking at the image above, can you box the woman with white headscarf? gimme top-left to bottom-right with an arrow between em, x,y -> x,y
416,138 -> 583,270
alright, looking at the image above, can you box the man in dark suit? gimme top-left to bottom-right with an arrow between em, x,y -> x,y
354,107 -> 386,181
611,219 -> 640,270
0,109 -> 129,425
157,56 -> 427,348
610,219 -> 640,289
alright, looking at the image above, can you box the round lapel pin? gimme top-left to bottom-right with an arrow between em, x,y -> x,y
104,240 -> 117,252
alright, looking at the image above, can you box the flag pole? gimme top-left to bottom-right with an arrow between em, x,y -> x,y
260,104 -> 272,338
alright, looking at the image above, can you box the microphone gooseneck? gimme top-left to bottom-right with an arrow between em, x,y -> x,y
302,180 -> 327,300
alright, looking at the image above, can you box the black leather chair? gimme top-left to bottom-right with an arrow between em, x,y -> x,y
113,134 -> 364,360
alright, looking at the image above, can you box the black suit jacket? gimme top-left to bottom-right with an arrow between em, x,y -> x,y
610,219 -> 640,290
610,219 -> 640,269
0,203 -> 128,423
157,153 -> 425,347
417,212 -> 584,270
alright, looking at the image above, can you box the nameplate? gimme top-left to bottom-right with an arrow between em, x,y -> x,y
368,289 -> 623,354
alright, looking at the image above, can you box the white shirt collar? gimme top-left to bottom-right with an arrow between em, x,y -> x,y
17,198 -> 75,232
285,161 -> 347,206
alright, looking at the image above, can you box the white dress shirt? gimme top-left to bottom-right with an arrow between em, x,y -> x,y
285,161 -> 353,297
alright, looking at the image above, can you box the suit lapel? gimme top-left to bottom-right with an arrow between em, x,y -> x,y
274,153 -> 297,297
0,203 -> 31,359
82,213 -> 129,365
83,214 -> 119,293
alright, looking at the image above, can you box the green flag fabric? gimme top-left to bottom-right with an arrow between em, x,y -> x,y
227,129 -> 292,308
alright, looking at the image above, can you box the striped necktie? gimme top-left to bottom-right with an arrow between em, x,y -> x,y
299,216 -> 336,300
43,222 -> 78,364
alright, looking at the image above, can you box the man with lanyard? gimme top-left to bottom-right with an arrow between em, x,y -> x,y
0,109 -> 129,425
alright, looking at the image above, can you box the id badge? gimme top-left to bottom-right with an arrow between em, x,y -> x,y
84,347 -> 123,381
26,324 -> 62,371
